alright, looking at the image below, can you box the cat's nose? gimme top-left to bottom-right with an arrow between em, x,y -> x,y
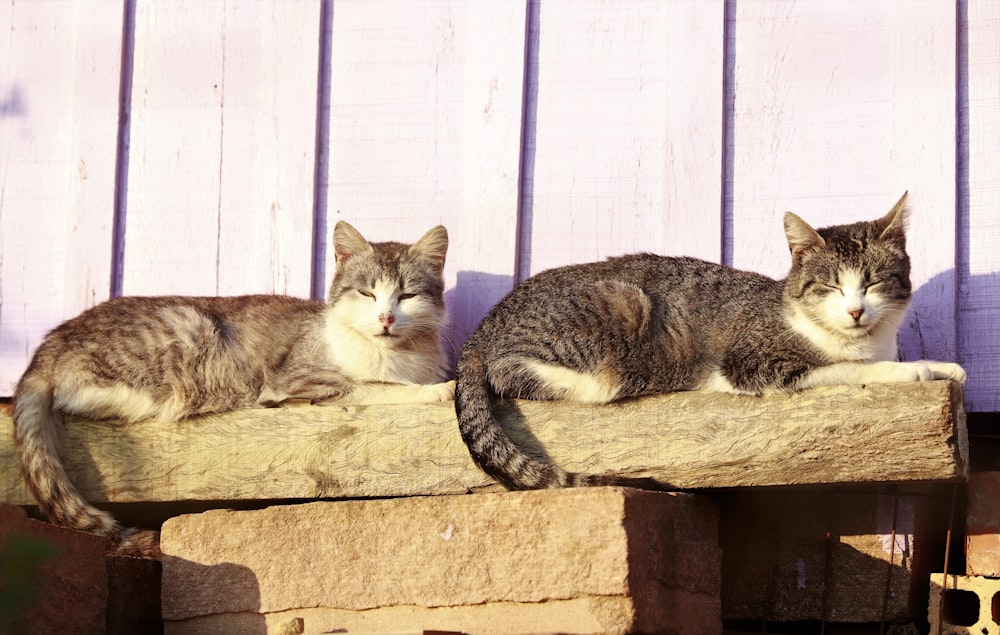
379,313 -> 396,328
848,308 -> 864,321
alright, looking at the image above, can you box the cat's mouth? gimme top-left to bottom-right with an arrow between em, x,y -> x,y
844,322 -> 874,337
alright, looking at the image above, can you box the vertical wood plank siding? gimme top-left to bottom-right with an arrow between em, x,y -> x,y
0,0 -> 997,411
122,0 -> 321,297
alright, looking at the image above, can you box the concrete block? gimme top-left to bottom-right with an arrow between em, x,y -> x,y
161,487 -> 722,635
966,472 -> 1000,576
928,574 -> 1000,635
0,503 -> 109,634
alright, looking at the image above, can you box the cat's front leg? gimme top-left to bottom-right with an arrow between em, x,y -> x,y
321,380 -> 456,406
799,360 -> 966,389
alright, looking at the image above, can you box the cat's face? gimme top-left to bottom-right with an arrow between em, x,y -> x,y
792,259 -> 910,339
327,223 -> 448,346
784,194 -> 911,340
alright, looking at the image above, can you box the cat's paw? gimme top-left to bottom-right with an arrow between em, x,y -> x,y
875,361 -> 966,384
918,361 -> 966,383
418,380 -> 456,402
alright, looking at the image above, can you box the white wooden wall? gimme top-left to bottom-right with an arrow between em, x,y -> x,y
1,0 -> 998,411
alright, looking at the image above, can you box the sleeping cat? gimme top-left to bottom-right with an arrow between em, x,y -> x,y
14,221 -> 453,557
455,193 -> 966,490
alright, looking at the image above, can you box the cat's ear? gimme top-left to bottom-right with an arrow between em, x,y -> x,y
783,212 -> 826,261
409,225 -> 449,269
333,221 -> 373,268
875,191 -> 908,246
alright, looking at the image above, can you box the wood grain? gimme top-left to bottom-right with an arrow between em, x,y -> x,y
520,0 -> 724,280
661,0 -> 725,263
0,381 -> 966,506
729,0 -> 897,280
122,0 -> 320,297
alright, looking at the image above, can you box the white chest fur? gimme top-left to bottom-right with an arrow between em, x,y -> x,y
323,312 -> 445,385
787,305 -> 902,363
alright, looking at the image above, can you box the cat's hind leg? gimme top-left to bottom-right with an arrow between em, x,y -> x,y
510,360 -> 622,404
485,278 -> 655,403
53,381 -> 185,423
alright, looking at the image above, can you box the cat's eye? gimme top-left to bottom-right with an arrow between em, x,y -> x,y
356,289 -> 376,300
398,293 -> 418,301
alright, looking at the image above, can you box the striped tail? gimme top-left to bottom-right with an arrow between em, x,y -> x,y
454,341 -> 582,489
13,372 -> 160,557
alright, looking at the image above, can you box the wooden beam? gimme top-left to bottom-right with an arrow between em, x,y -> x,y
0,381 -> 966,506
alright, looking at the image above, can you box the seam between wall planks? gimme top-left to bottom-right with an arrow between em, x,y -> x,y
954,0 -> 969,369
513,0 -> 538,286
310,0 -> 334,302
110,0 -> 137,298
721,0 -> 736,268
213,9 -> 229,298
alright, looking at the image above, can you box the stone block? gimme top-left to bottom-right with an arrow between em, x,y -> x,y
966,471 -> 1000,577
161,487 -> 722,635
928,573 -> 1000,635
0,503 -> 109,634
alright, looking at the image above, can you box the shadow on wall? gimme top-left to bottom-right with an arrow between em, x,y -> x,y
0,83 -> 25,118
444,271 -> 514,369
906,269 -> 999,412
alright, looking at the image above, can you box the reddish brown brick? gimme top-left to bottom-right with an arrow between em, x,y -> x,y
966,471 -> 1000,577
0,503 -> 109,634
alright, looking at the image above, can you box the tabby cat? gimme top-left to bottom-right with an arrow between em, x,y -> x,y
455,193 -> 966,490
14,222 -> 453,557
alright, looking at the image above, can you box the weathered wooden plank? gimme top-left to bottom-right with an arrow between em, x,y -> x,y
122,0 -> 320,297
958,0 -> 1000,412
0,2 -> 124,395
890,0 -> 958,367
520,0 -> 724,280
659,0 -> 725,263
324,0 -> 528,360
0,381 -> 966,506
729,0 -> 896,278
